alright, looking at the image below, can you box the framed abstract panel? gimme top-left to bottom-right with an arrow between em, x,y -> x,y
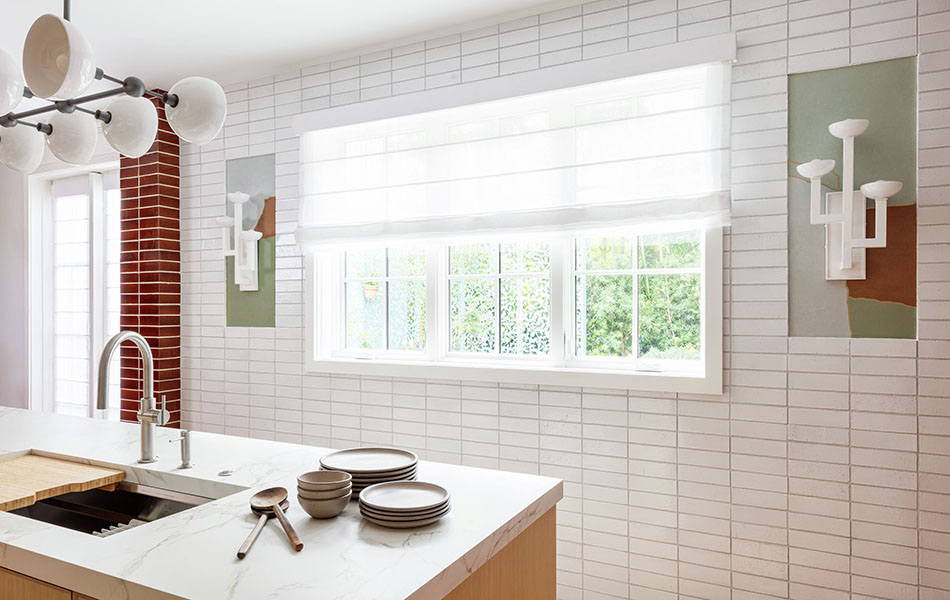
788,57 -> 917,339
225,154 -> 276,327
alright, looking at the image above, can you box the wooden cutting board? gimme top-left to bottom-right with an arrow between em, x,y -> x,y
0,454 -> 125,512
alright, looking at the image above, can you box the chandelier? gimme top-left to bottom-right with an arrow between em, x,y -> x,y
0,0 -> 227,172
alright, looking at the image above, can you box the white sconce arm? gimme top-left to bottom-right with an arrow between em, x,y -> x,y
797,159 -> 839,224
221,191 -> 261,292
239,230 -> 263,272
215,216 -> 235,256
851,199 -> 888,249
853,180 -> 902,249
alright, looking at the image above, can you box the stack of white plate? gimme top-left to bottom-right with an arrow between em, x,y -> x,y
319,447 -> 418,494
359,481 -> 451,529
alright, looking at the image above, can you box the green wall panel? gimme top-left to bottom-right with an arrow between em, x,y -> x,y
225,154 -> 276,328
788,57 -> 917,339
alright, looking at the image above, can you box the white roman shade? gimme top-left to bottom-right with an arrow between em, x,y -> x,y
297,59 -> 731,248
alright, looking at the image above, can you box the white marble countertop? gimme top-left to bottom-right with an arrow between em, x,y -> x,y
0,407 -> 562,599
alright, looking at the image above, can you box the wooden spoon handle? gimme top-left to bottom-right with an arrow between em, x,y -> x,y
237,513 -> 268,559
272,503 -> 304,552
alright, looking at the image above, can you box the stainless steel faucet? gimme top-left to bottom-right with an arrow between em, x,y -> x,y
97,331 -> 169,463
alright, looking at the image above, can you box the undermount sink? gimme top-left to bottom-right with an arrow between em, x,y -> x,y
10,481 -> 216,537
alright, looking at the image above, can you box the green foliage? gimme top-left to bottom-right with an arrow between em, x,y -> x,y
577,275 -> 633,357
501,277 -> 550,354
638,230 -> 701,269
345,248 -> 426,351
577,231 -> 701,361
577,237 -> 633,270
638,274 -> 700,359
389,280 -> 426,351
345,232 -> 702,362
450,279 -> 496,352
451,243 -> 496,275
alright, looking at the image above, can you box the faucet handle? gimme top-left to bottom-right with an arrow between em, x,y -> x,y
156,395 -> 170,426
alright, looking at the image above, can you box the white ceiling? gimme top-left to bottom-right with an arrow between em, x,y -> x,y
2,0 -> 585,96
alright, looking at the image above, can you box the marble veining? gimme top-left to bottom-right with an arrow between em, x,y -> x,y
0,407 -> 562,599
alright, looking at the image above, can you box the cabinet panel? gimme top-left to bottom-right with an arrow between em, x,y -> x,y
0,566 -> 71,600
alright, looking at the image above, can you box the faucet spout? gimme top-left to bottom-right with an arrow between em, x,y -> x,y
97,331 -> 154,410
97,331 -> 168,463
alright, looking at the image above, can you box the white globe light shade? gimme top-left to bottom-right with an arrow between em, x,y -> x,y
0,125 -> 45,172
0,49 -> 24,114
47,110 -> 97,165
102,96 -> 158,158
165,77 -> 226,145
22,14 -> 97,100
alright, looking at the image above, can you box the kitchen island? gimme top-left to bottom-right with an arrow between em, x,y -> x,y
0,407 -> 562,599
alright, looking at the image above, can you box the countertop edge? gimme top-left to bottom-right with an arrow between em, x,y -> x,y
0,541 -> 187,600
405,479 -> 564,600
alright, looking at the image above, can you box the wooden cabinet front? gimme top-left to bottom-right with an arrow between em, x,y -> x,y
0,566 -> 71,600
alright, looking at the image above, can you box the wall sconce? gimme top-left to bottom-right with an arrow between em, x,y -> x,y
797,118 -> 903,280
216,192 -> 262,291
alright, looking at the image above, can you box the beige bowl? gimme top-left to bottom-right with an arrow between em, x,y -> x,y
297,485 -> 352,501
297,470 -> 352,491
298,490 -> 351,519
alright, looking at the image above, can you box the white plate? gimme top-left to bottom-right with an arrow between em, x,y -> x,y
353,478 -> 417,496
361,511 -> 448,529
359,481 -> 450,513
320,447 -> 418,474
353,478 -> 416,491
350,465 -> 417,481
359,501 -> 450,520
360,505 -> 450,523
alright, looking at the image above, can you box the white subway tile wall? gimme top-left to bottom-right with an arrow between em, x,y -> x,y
180,1 -> 950,597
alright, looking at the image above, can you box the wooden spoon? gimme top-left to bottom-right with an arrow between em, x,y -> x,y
249,487 -> 303,552
238,499 -> 289,559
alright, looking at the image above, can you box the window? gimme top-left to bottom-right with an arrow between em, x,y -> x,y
299,48 -> 732,393
449,242 -> 550,356
342,247 -> 426,353
29,168 -> 122,418
575,231 -> 702,364
311,225 -> 720,392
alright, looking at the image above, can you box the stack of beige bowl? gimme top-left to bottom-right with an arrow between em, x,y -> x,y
297,470 -> 352,518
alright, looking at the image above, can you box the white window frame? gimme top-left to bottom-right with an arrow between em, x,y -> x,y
27,161 -> 121,416
307,225 -> 722,394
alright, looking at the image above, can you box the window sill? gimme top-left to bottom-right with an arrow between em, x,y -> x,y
306,356 -> 722,395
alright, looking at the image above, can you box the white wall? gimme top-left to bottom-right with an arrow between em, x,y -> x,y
180,1 -> 950,598
0,167 -> 27,408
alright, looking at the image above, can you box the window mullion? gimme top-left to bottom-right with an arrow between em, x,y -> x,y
631,235 -> 640,365
87,172 -> 104,418
427,244 -> 442,362
549,238 -> 565,367
383,250 -> 389,351
495,244 -> 501,355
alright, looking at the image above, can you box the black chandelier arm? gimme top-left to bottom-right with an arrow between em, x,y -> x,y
100,71 -> 180,107
0,82 -> 133,127
18,120 -> 53,135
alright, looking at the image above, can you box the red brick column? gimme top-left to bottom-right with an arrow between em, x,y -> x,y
118,91 -> 181,427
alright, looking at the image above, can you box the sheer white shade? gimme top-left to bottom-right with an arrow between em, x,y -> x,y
0,124 -> 45,173
47,110 -> 97,165
22,14 -> 97,100
102,96 -> 157,158
0,48 -> 24,115
297,62 -> 731,248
